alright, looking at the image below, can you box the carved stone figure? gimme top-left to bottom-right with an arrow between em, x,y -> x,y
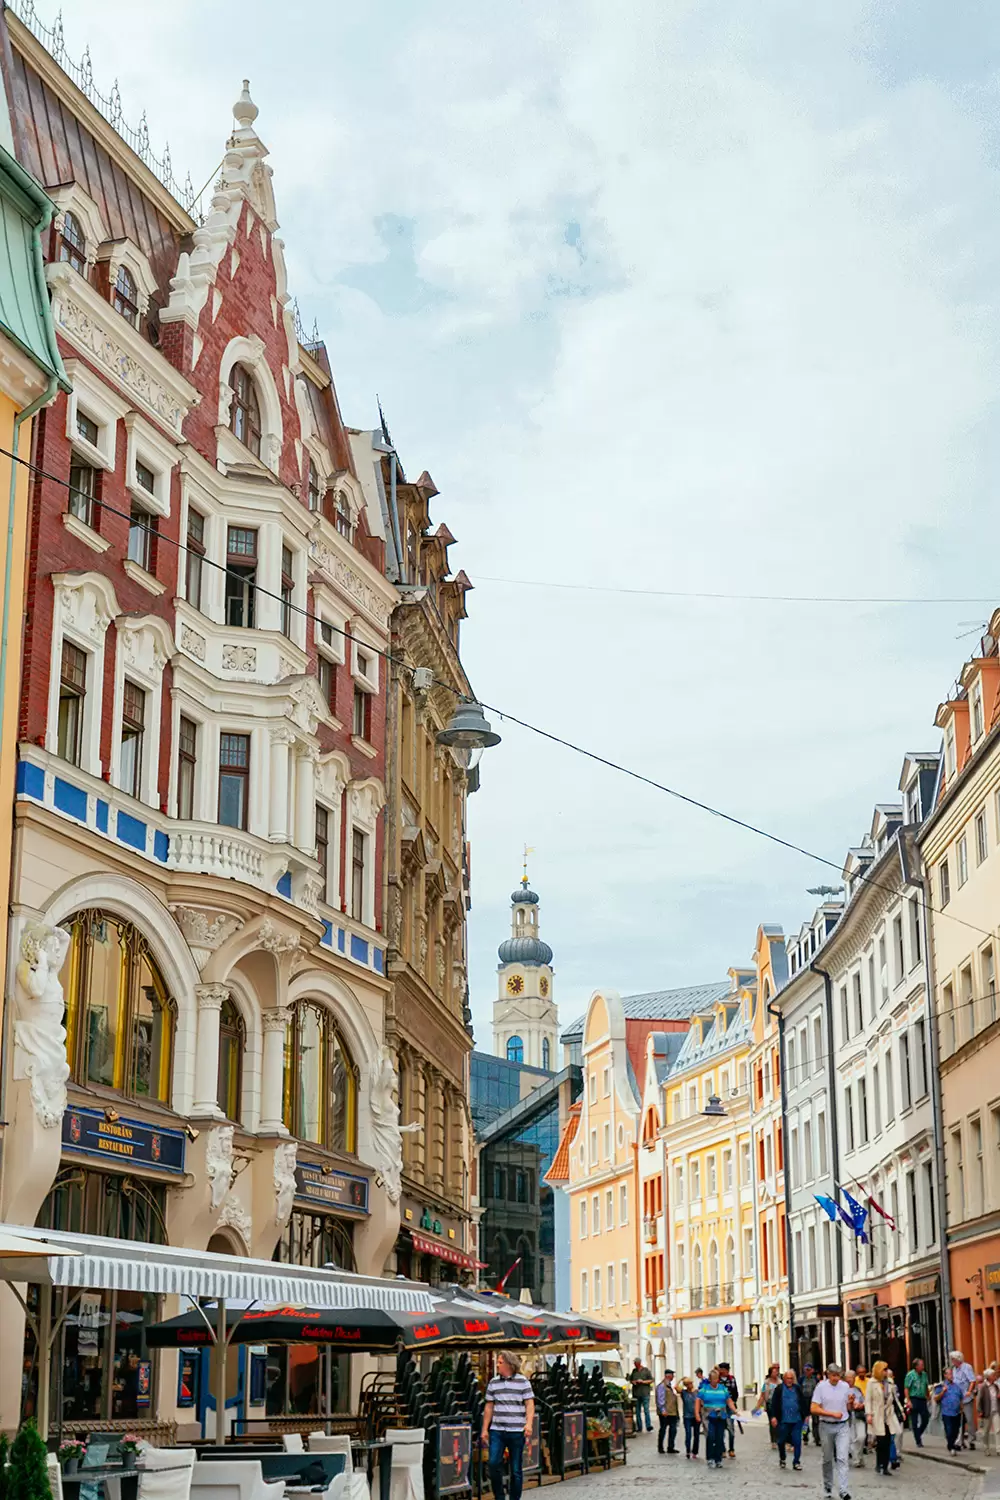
369,1049 -> 419,1206
206,1125 -> 235,1209
13,923 -> 72,1128
274,1140 -> 297,1225
259,919 -> 299,954
217,1194 -> 252,1249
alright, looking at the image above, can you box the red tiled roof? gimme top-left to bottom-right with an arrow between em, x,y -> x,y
544,1102 -> 581,1185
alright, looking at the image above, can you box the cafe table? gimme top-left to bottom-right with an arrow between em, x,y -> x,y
350,1438 -> 393,1500
59,1464 -> 139,1500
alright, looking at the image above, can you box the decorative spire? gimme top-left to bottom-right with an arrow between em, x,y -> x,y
522,843 -> 535,890
233,79 -> 259,130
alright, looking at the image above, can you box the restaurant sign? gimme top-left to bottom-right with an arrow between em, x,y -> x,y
985,1263 -> 1000,1294
905,1275 -> 939,1302
62,1106 -> 185,1173
295,1163 -> 370,1215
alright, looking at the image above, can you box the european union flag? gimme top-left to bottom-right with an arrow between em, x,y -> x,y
840,1187 -> 869,1244
814,1194 -> 839,1222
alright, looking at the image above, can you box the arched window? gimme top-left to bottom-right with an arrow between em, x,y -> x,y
692,1242 -> 703,1289
724,1234 -> 736,1289
282,1001 -> 358,1152
60,212 -> 86,275
542,1037 -> 551,1070
60,909 -> 175,1103
217,997 -> 245,1120
307,460 -> 322,512
506,1035 -> 523,1064
229,363 -> 261,457
708,1239 -> 720,1295
113,264 -> 139,326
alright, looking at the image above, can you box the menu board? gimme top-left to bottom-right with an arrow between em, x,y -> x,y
563,1411 -> 585,1469
437,1421 -> 471,1495
524,1413 -> 541,1474
610,1408 -> 625,1456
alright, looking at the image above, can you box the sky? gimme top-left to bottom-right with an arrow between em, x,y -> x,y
52,0 -> 1000,1042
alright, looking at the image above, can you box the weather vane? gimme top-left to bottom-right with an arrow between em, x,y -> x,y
522,843 -> 535,888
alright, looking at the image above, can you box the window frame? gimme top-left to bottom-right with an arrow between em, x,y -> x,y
113,263 -> 140,326
225,526 -> 258,629
217,996 -> 245,1121
218,731 -> 251,830
58,639 -> 87,767
282,999 -> 359,1153
185,507 -> 206,612
229,363 -> 262,457
59,211 -> 87,274
127,501 -> 158,575
119,679 -> 146,800
177,714 -> 198,821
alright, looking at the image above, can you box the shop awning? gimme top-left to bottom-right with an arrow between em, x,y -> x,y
146,1300 -> 506,1351
0,1222 -> 434,1311
409,1230 -> 485,1269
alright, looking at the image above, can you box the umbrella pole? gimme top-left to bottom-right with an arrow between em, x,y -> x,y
325,1347 -> 333,1435
214,1298 -> 227,1446
37,1282 -> 52,1442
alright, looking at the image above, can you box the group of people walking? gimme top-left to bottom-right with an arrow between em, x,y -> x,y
627,1358 -> 739,1466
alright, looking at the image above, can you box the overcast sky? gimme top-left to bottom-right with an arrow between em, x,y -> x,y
60,0 -> 1000,1043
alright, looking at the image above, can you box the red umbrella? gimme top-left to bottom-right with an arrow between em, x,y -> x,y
145,1302 -> 505,1352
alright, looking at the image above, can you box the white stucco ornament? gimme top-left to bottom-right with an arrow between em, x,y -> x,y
369,1050 -> 419,1206
206,1124 -> 235,1209
274,1140 -> 298,1226
217,1194 -> 252,1249
13,923 -> 72,1128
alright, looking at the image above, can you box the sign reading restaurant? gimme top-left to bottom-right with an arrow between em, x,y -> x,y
295,1162 -> 370,1215
62,1106 -> 186,1173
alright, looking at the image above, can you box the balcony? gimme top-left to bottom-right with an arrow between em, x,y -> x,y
721,1282 -> 735,1304
704,1284 -> 720,1307
690,1287 -> 704,1310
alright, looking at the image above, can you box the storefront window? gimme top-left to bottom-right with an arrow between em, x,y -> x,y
269,1212 -> 353,1418
22,1170 -> 166,1426
61,910 -> 175,1102
275,1210 -> 356,1272
217,998 -> 245,1120
281,1002 -> 358,1152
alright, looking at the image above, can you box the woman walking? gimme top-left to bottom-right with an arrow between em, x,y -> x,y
757,1363 -> 781,1446
865,1361 -> 901,1476
681,1378 -> 700,1459
696,1368 -> 736,1469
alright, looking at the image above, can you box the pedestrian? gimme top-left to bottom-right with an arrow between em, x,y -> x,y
864,1360 -> 901,1477
483,1350 -> 535,1500
681,1377 -> 700,1459
976,1368 -> 1000,1457
904,1358 -> 930,1447
949,1350 -> 978,1449
627,1356 -> 654,1434
853,1367 -> 870,1456
718,1361 -> 739,1459
810,1362 -> 853,1500
695,1368 -> 736,1470
936,1368 -> 964,1454
769,1368 -> 808,1471
757,1362 -> 781,1445
844,1373 -> 866,1468
801,1363 -> 819,1446
656,1369 -> 679,1454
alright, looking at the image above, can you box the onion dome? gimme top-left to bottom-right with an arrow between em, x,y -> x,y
512,885 -> 539,905
498,934 -> 554,966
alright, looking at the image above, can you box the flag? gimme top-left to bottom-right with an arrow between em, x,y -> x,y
814,1194 -> 839,1221
860,1183 -> 896,1231
840,1187 -> 870,1245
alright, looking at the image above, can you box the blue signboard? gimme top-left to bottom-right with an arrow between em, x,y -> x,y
295,1162 -> 370,1215
62,1105 -> 186,1174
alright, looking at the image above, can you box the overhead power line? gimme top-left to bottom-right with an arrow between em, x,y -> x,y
474,574 -> 998,608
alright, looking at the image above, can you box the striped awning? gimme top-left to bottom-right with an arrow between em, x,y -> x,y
0,1223 -> 434,1312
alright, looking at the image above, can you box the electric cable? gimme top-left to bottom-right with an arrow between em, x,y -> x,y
474,575 -> 999,608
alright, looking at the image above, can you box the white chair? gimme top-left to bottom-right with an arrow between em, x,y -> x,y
47,1453 -> 64,1500
382,1430 -> 423,1500
282,1436 -> 305,1455
191,1459 -> 286,1500
286,1477 -> 346,1500
305,1437 -> 366,1500
138,1448 -> 195,1500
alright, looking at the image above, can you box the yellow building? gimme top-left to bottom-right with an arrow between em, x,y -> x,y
661,970 -> 756,1391
749,926 -> 791,1378
0,131 -> 66,1047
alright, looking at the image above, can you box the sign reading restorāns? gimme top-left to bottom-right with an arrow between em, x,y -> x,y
62,1106 -> 186,1174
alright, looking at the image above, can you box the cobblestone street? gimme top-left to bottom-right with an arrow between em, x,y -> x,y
567,1424 -> 985,1500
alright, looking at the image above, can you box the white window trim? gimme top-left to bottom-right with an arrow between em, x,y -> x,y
351,630 -> 380,692
111,617 -> 172,806
47,572 -> 120,776
64,359 -> 130,471
124,411 -> 175,518
168,700 -> 215,821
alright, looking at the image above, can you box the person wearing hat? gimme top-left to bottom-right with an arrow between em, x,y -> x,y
656,1369 -> 679,1454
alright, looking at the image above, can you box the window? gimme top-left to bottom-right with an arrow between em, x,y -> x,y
813,1014 -> 823,1074
923,1161 -> 936,1245
280,545 -> 294,637
619,1183 -> 628,1224
972,1115 -> 985,1215
283,1000 -> 357,1152
621,1260 -> 629,1305
945,722 -> 957,777
131,460 -> 155,498
958,834 -> 969,887
593,1267 -> 601,1308
58,640 -> 87,766
606,1188 -> 614,1230
113,264 -> 139,325
691,1159 -> 701,1198
879,934 -> 888,1003
986,946 -> 997,1025
185,508 -> 205,611
688,1083 -> 697,1116
817,1112 -> 828,1176
351,828 -> 366,922
229,363 -> 261,456
884,1049 -> 895,1122
868,954 -> 877,1020
579,1200 -> 588,1238
893,917 -> 904,984
786,1033 -> 796,1085
977,808 -> 989,866
707,1154 -> 717,1194
62,909 -> 175,1102
589,1128 -> 597,1163
588,1072 -> 597,1105
910,900 -> 922,966
723,1147 -> 733,1189
744,1225 -> 755,1274
915,1017 -> 929,1097
741,1140 -> 751,1185
803,1120 -> 813,1179
960,964 -> 974,1048
602,1122 -> 611,1159
60,210 -> 86,274
316,805 -> 329,899
225,527 -> 257,627
592,1194 -> 600,1235
602,1065 -> 611,1097
542,1037 -> 551,1070
972,681 -> 985,740
789,1129 -> 798,1187
940,859 -> 951,907
899,1032 -> 912,1110
607,1262 -> 615,1306
580,1271 -> 588,1310
217,997 -> 245,1120
951,1129 -> 964,1221
858,1077 -> 869,1143
840,985 -> 850,1042
845,1086 -> 855,1152
872,1063 -> 881,1136
68,460 -> 97,528
308,461 -> 322,512
352,687 -> 371,741
218,732 -> 250,829
119,680 -> 145,799
853,972 -> 863,1031
127,502 -> 157,573
177,715 -> 197,820
335,491 -> 353,539
907,1169 -> 919,1253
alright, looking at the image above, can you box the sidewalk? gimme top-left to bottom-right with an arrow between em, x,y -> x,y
905,1427 -> 1000,1490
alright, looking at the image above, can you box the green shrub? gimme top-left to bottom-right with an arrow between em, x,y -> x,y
8,1420 -> 52,1500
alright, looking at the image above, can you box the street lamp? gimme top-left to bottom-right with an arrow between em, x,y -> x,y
436,698 -> 501,751
702,1094 -> 726,1118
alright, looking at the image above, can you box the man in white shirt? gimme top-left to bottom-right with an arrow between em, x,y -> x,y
950,1350 -> 978,1449
811,1364 -> 852,1500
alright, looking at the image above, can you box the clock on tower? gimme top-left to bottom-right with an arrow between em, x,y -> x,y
492,858 -> 558,1071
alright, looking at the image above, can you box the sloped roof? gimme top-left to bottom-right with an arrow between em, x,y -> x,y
667,999 -> 752,1078
544,1102 -> 581,1185
561,981 -> 731,1044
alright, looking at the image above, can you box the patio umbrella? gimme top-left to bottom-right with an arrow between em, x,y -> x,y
146,1301 -> 506,1352
435,1288 -> 554,1345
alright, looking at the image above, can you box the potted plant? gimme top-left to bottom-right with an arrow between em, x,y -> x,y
56,1443 -> 86,1477
7,1418 -> 52,1500
117,1438 -> 142,1471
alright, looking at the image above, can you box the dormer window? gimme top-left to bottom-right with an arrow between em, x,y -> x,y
335,492 -> 353,540
230,363 -> 261,457
113,265 -> 139,326
945,722 -> 957,778
971,682 -> 984,742
307,461 -> 322,512
60,212 -> 86,275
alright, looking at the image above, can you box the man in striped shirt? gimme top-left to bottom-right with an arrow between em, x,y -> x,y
483,1351 -> 535,1500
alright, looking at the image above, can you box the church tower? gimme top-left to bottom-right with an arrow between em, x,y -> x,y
493,865 -> 558,1071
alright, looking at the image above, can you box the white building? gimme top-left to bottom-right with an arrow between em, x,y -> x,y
492,875 -> 557,1071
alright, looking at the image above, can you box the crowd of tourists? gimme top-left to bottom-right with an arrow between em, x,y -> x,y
623,1346 -> 1000,1491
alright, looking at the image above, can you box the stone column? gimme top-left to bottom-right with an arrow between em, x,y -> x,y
428,1071 -> 445,1192
269,728 -> 294,842
192,984 -> 230,1116
294,746 -> 316,855
260,1006 -> 292,1131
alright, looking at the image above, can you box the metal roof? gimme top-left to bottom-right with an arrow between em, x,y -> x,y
560,980 -> 731,1043
0,144 -> 67,385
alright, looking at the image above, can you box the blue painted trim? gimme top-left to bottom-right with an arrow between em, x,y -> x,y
350,934 -> 369,964
16,759 -> 44,799
276,871 -> 292,898
373,948 -> 384,975
153,829 -> 169,863
321,920 -> 334,947
337,928 -> 345,952
53,776 -> 87,822
116,810 -> 147,852
95,799 -> 109,834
